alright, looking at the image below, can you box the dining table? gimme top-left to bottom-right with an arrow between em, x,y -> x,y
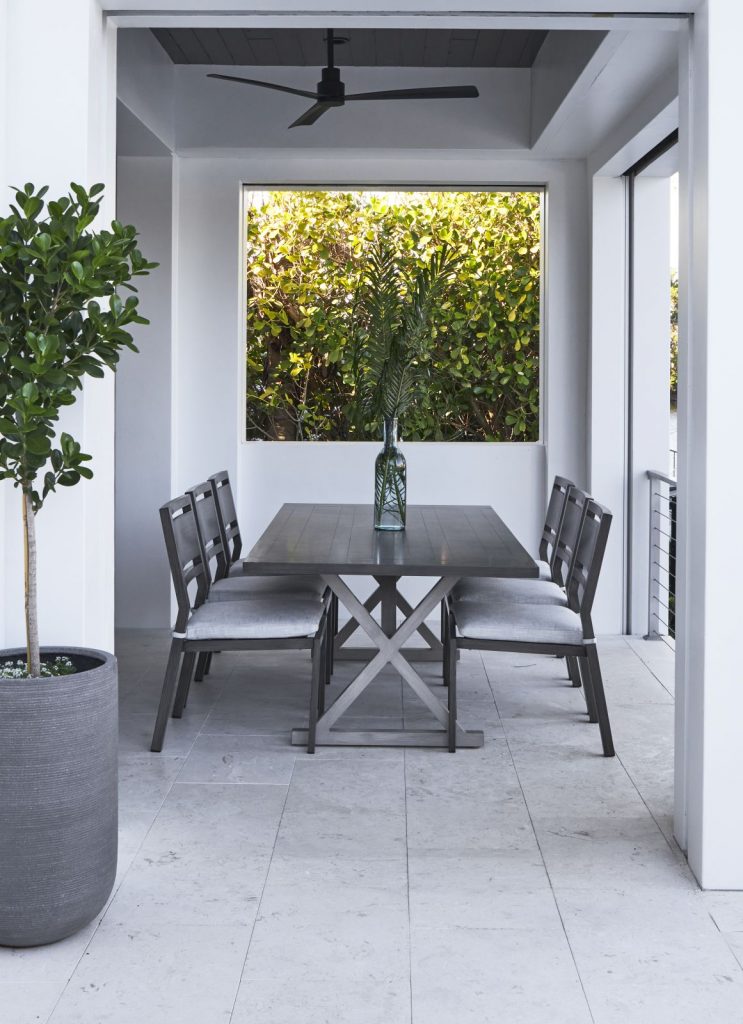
242,503 -> 538,750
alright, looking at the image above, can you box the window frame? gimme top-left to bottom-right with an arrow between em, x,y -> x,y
239,183 -> 546,446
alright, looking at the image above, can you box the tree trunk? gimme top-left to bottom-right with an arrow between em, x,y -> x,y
22,488 -> 41,678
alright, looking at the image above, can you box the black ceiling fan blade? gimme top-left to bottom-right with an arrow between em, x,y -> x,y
346,85 -> 480,101
207,73 -> 318,100
288,101 -> 334,128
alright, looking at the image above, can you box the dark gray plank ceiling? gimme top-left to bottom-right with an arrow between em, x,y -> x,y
152,28 -> 548,69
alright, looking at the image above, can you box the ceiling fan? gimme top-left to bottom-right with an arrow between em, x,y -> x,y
207,30 -> 480,129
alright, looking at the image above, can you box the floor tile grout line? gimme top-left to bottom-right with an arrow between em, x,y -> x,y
619,635 -> 675,699
42,744 -> 187,1024
613,745 -> 690,864
723,936 -> 743,972
227,756 -> 297,1024
480,652 -> 597,1024
45,645 -> 275,1022
403,747 -> 414,1024
704,901 -> 743,974
609,642 -> 688,864
484,646 -> 681,867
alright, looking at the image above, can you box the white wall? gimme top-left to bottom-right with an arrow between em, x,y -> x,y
534,31 -> 678,160
0,0 -> 8,641
166,153 -> 592,621
117,28 -> 175,150
0,0 -> 117,653
588,175 -> 628,633
530,30 -> 608,145
675,0 -> 743,889
629,176 -> 672,635
175,65 -> 530,152
115,155 -> 175,629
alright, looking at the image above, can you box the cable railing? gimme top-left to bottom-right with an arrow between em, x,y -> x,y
645,469 -> 677,642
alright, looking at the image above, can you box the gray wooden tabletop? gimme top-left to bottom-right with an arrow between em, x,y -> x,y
242,503 -> 538,578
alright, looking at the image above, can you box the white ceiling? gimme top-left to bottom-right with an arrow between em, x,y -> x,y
116,12 -> 681,163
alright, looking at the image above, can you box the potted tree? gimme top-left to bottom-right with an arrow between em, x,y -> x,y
0,183 -> 155,946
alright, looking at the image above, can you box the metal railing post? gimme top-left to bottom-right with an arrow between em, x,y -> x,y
644,469 -> 677,642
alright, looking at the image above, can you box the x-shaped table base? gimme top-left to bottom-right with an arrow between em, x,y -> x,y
291,574 -> 484,749
334,576 -> 444,661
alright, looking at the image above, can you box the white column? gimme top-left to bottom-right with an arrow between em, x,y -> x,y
677,0 -> 743,888
588,175 -> 627,634
115,155 -> 174,629
544,161 -> 590,494
0,0 -> 117,652
630,176 -> 672,636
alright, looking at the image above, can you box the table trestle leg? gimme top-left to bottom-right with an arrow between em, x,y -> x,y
291,574 -> 483,750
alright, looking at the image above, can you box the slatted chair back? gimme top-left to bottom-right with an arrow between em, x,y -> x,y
551,485 -> 589,587
209,470 -> 242,567
188,480 -> 230,584
539,475 -> 574,569
159,494 -> 209,631
567,499 -> 613,628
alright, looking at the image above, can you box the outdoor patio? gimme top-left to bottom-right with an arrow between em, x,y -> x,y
3,631 -> 743,1024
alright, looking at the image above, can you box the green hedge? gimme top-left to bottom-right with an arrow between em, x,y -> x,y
245,190 -> 541,441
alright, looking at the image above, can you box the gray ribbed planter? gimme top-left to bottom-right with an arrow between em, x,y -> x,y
0,647 -> 118,947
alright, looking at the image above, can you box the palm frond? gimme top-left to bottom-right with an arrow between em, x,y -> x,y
348,237 -> 461,431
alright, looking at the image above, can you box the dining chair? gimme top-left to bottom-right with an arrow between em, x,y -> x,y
207,470 -> 244,577
190,480 -> 325,598
451,485 -> 590,691
440,475 -> 574,644
151,493 -> 331,754
536,474 -> 575,581
446,499 -> 614,757
453,485 -> 588,607
209,469 -> 339,673
189,478 -> 326,681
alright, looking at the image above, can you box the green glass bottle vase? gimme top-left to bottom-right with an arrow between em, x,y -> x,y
374,417 -> 406,531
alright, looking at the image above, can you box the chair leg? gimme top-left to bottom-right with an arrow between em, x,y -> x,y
443,609 -> 450,689
585,643 -> 615,757
318,629 -> 328,717
567,655 -> 582,688
172,650 -> 196,719
447,619 -> 457,753
151,639 -> 183,752
307,633 -> 323,754
194,651 -> 209,682
204,652 -> 213,676
332,594 -> 339,666
325,603 -> 333,688
578,656 -> 598,723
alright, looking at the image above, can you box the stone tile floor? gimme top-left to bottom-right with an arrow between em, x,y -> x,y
3,629 -> 743,1024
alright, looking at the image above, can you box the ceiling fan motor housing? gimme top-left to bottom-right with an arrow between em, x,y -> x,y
318,66 -> 345,105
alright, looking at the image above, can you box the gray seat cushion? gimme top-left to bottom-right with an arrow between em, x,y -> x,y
211,574 -> 325,602
453,600 -> 584,645
452,577 -> 567,607
184,594 -> 323,640
537,559 -> 552,580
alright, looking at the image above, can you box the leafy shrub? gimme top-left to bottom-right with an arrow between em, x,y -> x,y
0,656 -> 75,679
245,190 -> 541,441
670,271 -> 678,402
